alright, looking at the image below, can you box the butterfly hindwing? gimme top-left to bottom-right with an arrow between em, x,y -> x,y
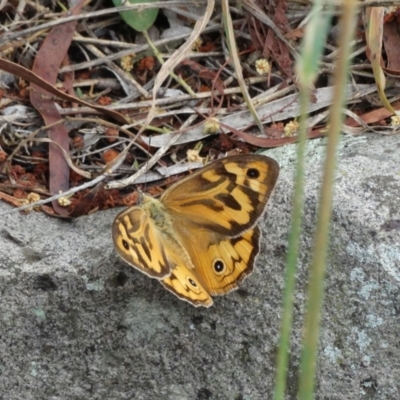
161,264 -> 213,307
174,226 -> 260,295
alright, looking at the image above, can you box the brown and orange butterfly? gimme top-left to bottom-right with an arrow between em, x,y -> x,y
112,154 -> 279,307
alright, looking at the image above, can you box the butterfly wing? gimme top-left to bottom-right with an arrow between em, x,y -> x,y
161,154 -> 279,236
113,207 -> 172,278
161,264 -> 213,307
173,225 -> 261,295
162,155 -> 277,297
113,205 -> 213,307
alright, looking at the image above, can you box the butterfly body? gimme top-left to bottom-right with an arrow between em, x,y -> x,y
113,154 -> 279,307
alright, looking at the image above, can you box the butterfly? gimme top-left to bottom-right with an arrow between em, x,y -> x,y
112,154 -> 279,307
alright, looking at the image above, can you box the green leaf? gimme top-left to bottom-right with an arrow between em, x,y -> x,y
112,0 -> 159,32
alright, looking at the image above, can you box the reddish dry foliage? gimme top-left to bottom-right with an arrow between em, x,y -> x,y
102,149 -> 120,163
72,136 -> 84,150
0,0 -> 390,216
105,128 -> 119,143
0,150 -> 7,162
138,56 -> 155,72
98,96 -> 112,106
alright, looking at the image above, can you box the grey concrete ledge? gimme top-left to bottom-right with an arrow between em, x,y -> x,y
0,133 -> 399,399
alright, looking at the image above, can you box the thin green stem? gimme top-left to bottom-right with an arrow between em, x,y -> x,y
143,30 -> 196,97
274,1 -> 333,397
273,89 -> 308,400
298,1 -> 360,398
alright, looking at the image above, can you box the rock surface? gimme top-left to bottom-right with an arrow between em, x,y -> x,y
0,134 -> 399,399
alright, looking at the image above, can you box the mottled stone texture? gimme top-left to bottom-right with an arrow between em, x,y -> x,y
0,134 -> 399,399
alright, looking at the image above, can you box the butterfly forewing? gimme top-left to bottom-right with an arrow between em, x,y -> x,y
161,155 -> 279,237
113,207 -> 172,278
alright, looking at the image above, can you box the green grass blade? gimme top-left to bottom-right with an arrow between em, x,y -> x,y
274,2 -> 333,399
298,1 -> 360,399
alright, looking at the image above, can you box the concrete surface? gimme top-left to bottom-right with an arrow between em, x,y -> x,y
0,133 -> 399,399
